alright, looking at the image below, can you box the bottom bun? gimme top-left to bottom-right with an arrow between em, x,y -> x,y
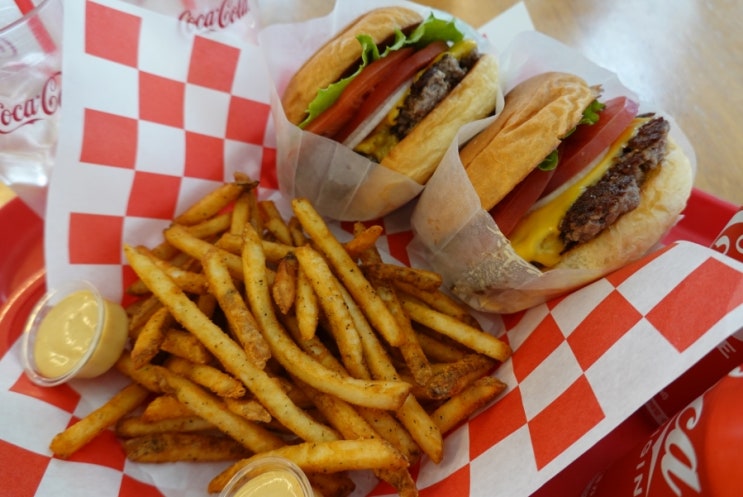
452,137 -> 693,314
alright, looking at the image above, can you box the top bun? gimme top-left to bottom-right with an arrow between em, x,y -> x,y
282,7 -> 424,126
461,72 -> 599,210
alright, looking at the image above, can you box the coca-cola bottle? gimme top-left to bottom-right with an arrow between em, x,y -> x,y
582,364 -> 743,497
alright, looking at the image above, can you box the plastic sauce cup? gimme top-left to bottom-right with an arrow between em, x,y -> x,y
21,280 -> 129,386
219,456 -> 313,497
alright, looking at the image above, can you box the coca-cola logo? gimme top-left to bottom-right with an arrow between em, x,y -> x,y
638,397 -> 704,496
0,70 -> 61,134
179,0 -> 249,32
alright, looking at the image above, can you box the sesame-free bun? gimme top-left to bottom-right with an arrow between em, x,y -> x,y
281,7 -> 424,126
461,72 -> 599,210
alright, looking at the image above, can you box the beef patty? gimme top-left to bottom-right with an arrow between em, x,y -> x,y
559,116 -> 670,248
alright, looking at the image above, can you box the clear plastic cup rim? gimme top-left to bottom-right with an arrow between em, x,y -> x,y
219,456 -> 314,497
21,279 -> 109,387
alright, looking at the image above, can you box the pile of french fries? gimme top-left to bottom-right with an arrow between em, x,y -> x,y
49,174 -> 511,497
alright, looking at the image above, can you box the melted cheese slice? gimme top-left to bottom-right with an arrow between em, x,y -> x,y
509,117 -> 649,268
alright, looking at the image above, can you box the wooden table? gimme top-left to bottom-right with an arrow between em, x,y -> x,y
2,0 -> 740,209
416,0 -> 742,206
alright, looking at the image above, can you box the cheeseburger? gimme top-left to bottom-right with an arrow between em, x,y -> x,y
460,71 -> 693,279
281,6 -> 500,185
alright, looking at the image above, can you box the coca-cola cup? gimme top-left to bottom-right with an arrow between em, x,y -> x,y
0,0 -> 62,218
582,364 -> 743,497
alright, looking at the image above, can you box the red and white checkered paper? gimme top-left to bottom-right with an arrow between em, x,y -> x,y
2,1 -> 741,496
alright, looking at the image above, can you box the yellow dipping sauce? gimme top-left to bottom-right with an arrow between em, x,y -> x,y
220,457 -> 313,497
23,282 -> 129,385
230,470 -> 306,497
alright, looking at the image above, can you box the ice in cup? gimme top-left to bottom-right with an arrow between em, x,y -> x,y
0,0 -> 62,218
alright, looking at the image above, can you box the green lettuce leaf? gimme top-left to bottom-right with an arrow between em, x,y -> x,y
299,13 -> 465,128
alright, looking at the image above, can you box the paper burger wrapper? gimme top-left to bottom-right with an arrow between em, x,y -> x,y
409,30 -> 698,314
257,0 -> 504,221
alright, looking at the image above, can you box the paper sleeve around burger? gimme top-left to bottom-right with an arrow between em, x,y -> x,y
409,31 -> 696,314
257,0 -> 504,221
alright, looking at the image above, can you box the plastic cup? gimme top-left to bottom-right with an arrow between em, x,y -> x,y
0,0 -> 63,218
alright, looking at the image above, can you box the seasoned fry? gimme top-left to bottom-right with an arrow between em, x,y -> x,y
394,280 -> 482,328
272,253 -> 298,315
431,376 -> 507,435
209,439 -> 409,493
165,356 -> 246,399
292,198 -> 404,347
295,264 -> 319,340
174,178 -> 255,226
116,415 -> 216,437
420,354 -> 496,401
131,305 -> 171,368
259,200 -> 293,245
164,224 -> 244,281
294,245 -> 366,378
363,263 -> 443,292
202,247 -> 271,368
344,223 -> 384,259
224,398 -> 272,423
157,366 -> 286,453
184,212 -> 232,239
400,294 -> 511,362
123,432 -> 252,463
141,395 -> 194,421
50,383 -> 149,459
160,328 -> 212,364
124,244 -> 339,443
230,191 -> 252,236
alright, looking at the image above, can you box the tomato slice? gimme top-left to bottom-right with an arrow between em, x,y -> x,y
489,167 -> 555,237
540,96 -> 640,198
334,40 -> 449,143
304,47 -> 415,138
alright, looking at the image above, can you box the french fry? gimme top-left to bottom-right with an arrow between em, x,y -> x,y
116,415 -> 216,437
344,223 -> 384,260
419,354 -> 496,401
295,264 -> 319,341
141,395 -> 194,421
400,294 -> 511,362
230,191 -> 252,236
124,244 -> 340,443
202,247 -> 271,368
174,178 -> 255,226
363,263 -> 443,293
184,212 -> 232,239
287,216 -> 307,247
241,224 -> 411,411
123,432 -> 252,463
259,200 -> 293,245
131,305 -> 172,368
294,245 -> 366,378
334,282 -> 443,464
165,356 -> 246,399
156,366 -> 287,453
50,383 -> 150,459
160,328 -> 213,364
394,280 -> 482,329
164,224 -> 244,281
209,439 -> 409,493
127,295 -> 162,337
224,397 -> 272,423
272,253 -> 298,315
431,376 -> 507,435
292,197 -> 404,347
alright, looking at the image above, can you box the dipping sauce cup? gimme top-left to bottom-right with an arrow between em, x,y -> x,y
21,280 -> 129,387
219,456 -> 313,497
